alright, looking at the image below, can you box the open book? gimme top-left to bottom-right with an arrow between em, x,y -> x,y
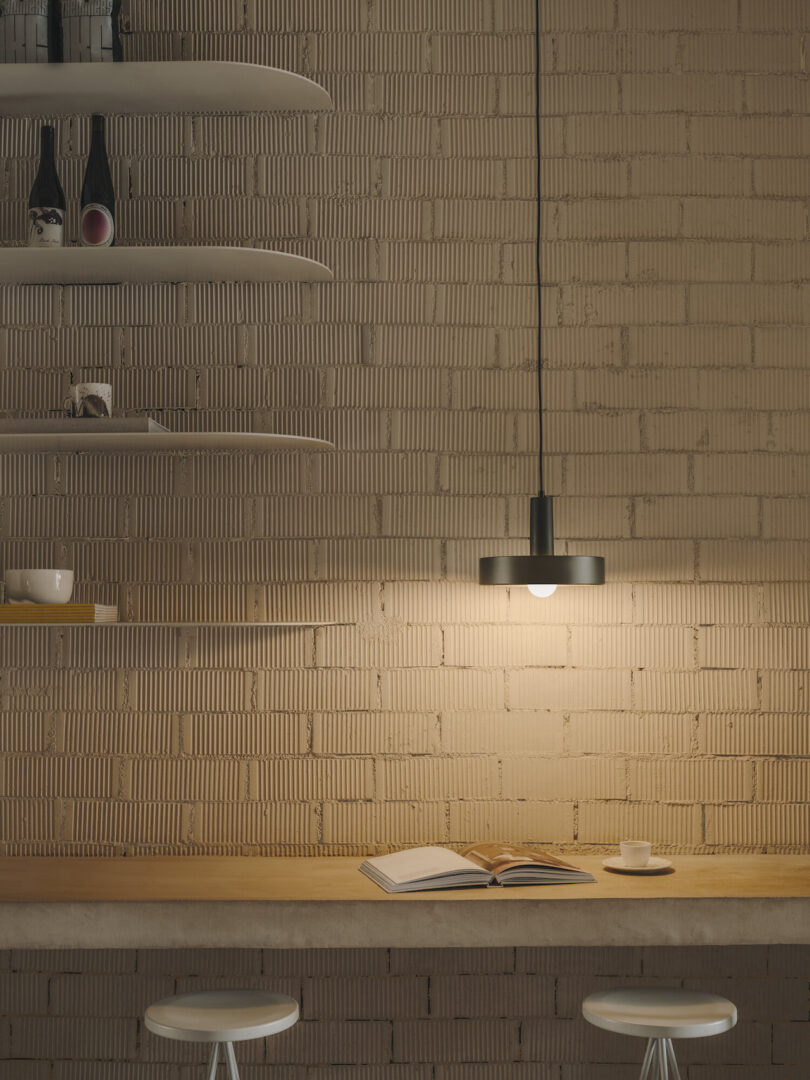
359,842 -> 595,893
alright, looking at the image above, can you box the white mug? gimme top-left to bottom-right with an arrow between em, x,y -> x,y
5,568 -> 74,604
620,840 -> 651,868
64,382 -> 112,418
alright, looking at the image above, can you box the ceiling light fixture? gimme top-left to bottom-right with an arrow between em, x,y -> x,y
479,0 -> 605,597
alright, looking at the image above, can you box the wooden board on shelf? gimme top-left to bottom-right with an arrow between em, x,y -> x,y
0,622 -> 340,628
0,431 -> 334,452
0,247 -> 333,286
0,60 -> 332,115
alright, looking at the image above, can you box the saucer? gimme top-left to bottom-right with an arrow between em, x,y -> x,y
602,856 -> 672,875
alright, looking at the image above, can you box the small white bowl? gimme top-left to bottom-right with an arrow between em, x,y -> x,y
4,569 -> 74,604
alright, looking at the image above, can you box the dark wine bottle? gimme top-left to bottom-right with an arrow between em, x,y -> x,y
80,113 -> 115,248
27,124 -> 66,248
49,0 -> 64,63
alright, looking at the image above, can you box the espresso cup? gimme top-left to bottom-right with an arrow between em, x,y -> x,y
64,382 -> 112,418
620,840 -> 651,868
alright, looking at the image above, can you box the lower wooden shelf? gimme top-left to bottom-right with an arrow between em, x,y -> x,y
0,622 -> 338,628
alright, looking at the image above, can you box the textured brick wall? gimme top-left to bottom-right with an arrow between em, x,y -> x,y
1,946 -> 809,1078
2,0 -> 810,855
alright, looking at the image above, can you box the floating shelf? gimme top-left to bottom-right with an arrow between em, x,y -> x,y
0,61 -> 332,115
0,247 -> 333,286
0,431 -> 333,453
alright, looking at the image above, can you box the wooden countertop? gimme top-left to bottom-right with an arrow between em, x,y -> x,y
1,854 -> 808,948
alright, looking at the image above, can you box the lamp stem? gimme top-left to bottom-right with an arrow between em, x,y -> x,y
530,494 -> 554,557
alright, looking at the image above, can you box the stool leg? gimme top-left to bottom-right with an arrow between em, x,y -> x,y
223,1041 -> 240,1080
205,1042 -> 220,1080
656,1039 -> 669,1080
639,1038 -> 655,1079
664,1039 -> 681,1080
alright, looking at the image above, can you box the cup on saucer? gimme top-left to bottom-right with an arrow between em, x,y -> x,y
620,839 -> 651,868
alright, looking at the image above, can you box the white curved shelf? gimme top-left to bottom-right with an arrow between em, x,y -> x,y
0,61 -> 332,115
0,247 -> 333,286
0,432 -> 333,453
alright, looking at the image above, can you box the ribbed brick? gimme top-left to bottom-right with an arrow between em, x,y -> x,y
394,1019 -> 519,1063
501,757 -> 625,800
628,241 -> 751,282
556,32 -> 676,73
578,801 -> 702,845
644,411 -> 769,453
567,116 -> 687,154
628,758 -> 753,802
627,326 -> 752,367
622,74 -> 742,111
759,761 -> 810,802
313,713 -> 439,755
683,33 -> 803,73
430,973 -> 555,1017
567,713 -> 693,755
635,670 -> 758,712
754,160 -> 810,197
443,625 -> 567,668
448,801 -> 575,844
322,802 -> 447,845
706,804 -> 810,848
633,496 -> 759,538
441,712 -> 565,755
569,626 -> 693,669
380,669 -> 503,711
699,627 -> 810,669
701,713 -> 810,756
509,669 -> 631,711
682,199 -> 805,240
379,758 -> 499,801
618,0 -> 737,30
304,975 -> 428,1019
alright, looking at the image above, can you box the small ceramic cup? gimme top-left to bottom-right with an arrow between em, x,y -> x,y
4,569 -> 74,604
64,382 -> 112,418
620,839 -> 651,868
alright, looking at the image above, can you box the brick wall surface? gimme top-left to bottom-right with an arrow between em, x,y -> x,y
0,947 -> 808,1078
2,0 -> 810,856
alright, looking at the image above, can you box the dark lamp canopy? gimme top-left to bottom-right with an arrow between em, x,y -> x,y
479,554 -> 605,587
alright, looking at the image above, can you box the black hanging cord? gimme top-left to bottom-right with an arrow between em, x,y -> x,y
534,0 -> 544,495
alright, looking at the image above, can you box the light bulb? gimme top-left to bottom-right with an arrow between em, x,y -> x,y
527,583 -> 558,598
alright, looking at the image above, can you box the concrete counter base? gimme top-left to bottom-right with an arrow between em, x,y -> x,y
1,854 -> 808,948
2,896 -> 809,949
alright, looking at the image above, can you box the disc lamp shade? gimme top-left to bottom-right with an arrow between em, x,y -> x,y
479,497 -> 605,591
478,0 -> 605,596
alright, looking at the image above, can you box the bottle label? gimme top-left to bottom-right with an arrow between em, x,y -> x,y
81,203 -> 115,247
28,207 -> 64,248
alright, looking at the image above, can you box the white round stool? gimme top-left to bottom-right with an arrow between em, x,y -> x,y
144,989 -> 299,1080
582,987 -> 737,1079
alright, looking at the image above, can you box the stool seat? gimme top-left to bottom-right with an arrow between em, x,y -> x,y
583,987 -> 737,1040
144,990 -> 299,1043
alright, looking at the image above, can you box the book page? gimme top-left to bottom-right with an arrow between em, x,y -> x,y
461,842 -> 577,876
363,846 -> 483,885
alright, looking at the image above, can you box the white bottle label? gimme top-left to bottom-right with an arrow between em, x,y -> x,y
81,203 -> 115,247
28,207 -> 64,248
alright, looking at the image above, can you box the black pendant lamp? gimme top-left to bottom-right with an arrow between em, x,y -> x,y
479,0 -> 605,597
